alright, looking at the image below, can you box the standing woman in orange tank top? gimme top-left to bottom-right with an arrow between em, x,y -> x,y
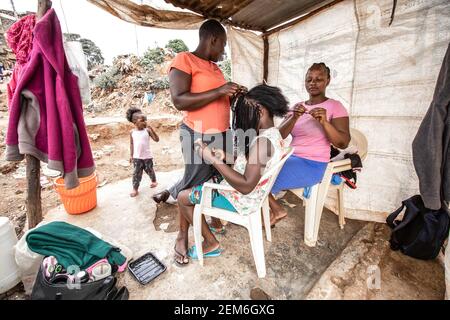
152,20 -> 246,266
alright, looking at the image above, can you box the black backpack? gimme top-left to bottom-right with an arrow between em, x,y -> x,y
386,195 -> 450,260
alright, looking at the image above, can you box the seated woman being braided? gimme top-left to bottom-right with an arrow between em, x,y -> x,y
173,84 -> 289,265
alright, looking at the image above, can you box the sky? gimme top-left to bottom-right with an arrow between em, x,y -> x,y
0,0 -> 199,64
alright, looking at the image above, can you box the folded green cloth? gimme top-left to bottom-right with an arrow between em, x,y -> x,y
26,221 -> 126,269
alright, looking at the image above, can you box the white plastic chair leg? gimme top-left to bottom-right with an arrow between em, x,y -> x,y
261,197 -> 272,242
248,213 -> 266,278
304,184 -> 320,247
314,177 -> 331,238
193,205 -> 204,266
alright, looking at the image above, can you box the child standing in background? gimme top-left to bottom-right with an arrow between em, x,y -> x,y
126,107 -> 159,197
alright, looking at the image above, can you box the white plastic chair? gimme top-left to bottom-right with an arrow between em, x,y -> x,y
192,149 -> 294,278
290,128 -> 368,247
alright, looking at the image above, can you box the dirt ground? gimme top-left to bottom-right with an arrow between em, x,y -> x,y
0,53 -> 183,237
0,80 -> 183,300
0,79 -> 183,239
0,125 -> 183,237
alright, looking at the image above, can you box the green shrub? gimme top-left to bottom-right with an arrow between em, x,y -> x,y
165,39 -> 188,54
150,77 -> 170,90
139,59 -> 155,71
131,75 -> 169,91
93,66 -> 121,90
131,74 -> 153,89
140,47 -> 165,70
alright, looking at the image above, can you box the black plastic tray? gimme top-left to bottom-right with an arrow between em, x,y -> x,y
128,252 -> 166,285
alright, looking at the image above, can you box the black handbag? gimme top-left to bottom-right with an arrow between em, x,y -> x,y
386,195 -> 450,260
31,263 -> 129,300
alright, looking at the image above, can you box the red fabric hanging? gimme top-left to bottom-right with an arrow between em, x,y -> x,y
6,14 -> 36,106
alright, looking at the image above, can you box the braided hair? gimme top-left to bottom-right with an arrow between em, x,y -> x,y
231,84 -> 289,156
308,62 -> 331,79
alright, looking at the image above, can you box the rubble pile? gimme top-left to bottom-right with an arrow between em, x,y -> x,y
0,90 -> 8,117
87,54 -> 182,118
0,9 -> 21,70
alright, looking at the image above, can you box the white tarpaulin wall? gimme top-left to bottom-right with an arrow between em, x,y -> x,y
228,28 -> 264,89
229,0 -> 450,222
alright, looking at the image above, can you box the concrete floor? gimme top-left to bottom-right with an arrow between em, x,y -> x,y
307,222 -> 446,300
44,170 -> 365,300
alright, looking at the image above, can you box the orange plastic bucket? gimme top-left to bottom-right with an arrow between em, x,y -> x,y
54,173 -> 98,215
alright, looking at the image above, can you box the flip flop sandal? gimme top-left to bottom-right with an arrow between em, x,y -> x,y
173,246 -> 189,266
209,226 -> 226,235
187,245 -> 223,260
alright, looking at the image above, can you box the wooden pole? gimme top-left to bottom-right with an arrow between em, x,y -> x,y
26,155 -> 42,229
262,34 -> 269,83
25,0 -> 52,229
37,0 -> 52,20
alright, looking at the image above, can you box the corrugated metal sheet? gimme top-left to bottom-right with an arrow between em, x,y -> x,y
164,0 -> 254,19
165,0 -> 331,31
88,0 -> 334,31
231,0 -> 331,31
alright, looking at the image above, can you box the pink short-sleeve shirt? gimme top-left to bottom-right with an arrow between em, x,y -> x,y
290,99 -> 349,162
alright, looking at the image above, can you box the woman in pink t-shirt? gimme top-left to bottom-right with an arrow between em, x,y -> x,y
270,63 -> 351,225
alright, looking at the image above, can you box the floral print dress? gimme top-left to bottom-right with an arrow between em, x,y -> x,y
218,127 -> 286,215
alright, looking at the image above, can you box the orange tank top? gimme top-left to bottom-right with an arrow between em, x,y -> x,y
168,52 -> 230,134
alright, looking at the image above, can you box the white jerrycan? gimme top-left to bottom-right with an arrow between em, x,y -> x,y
0,217 -> 21,294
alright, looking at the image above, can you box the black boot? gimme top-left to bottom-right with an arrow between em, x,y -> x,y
152,190 -> 170,203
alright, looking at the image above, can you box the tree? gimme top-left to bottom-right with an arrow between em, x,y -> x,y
80,38 -> 104,70
165,39 -> 188,54
93,66 -> 120,90
64,33 -> 104,70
